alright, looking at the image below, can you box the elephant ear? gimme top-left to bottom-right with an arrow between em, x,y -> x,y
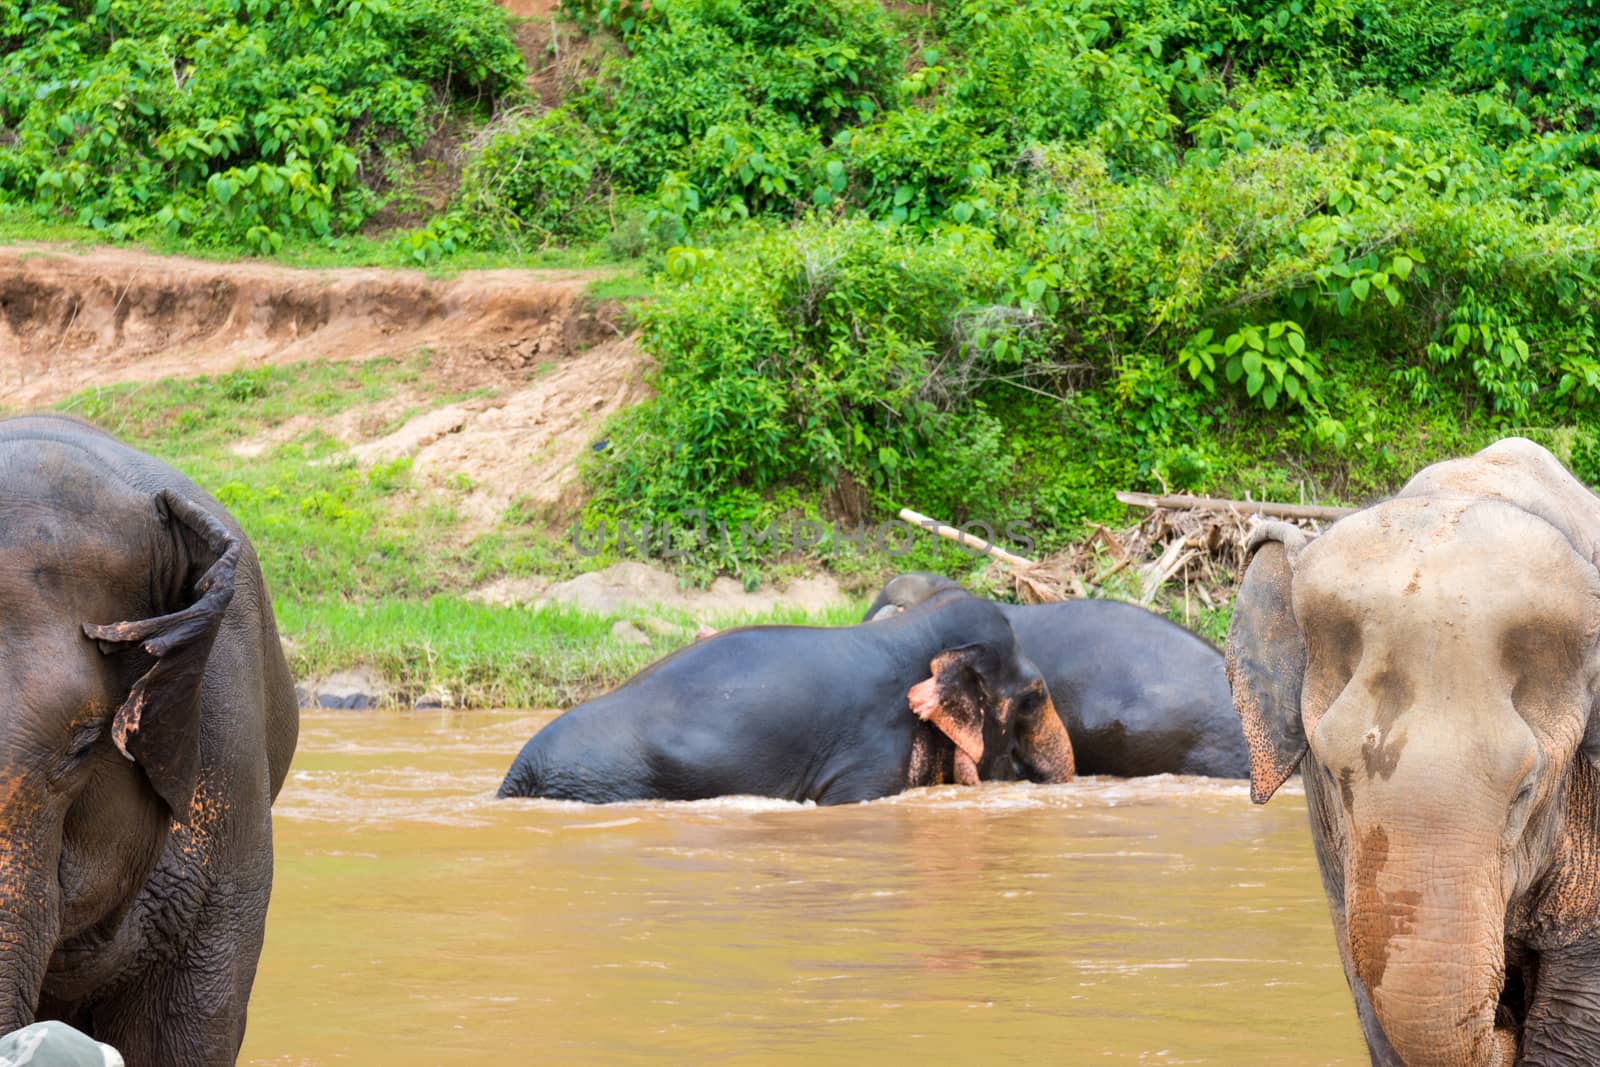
908,643 -> 997,784
1226,522 -> 1311,805
84,489 -> 239,823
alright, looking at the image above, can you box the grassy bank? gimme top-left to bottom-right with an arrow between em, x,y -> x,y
22,359 -> 886,706
282,596 -> 865,707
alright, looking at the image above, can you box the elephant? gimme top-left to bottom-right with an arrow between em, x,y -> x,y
498,593 -> 1076,804
1227,437 -> 1600,1066
0,416 -> 299,1065
863,574 -> 1249,778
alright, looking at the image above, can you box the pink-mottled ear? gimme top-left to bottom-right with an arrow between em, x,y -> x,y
908,647 -> 986,766
1226,522 -> 1311,805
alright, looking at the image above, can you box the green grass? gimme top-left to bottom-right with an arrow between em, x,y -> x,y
282,596 -> 866,707
0,204 -> 643,278
17,346 -> 1264,706
583,270 -> 655,303
47,358 -> 475,599
53,359 -> 424,447
0,204 -> 105,247
18,279 -> 1533,709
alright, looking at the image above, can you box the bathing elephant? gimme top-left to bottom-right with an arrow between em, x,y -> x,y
863,575 -> 1248,778
498,594 -> 1075,804
0,416 -> 299,1065
1227,437 -> 1600,1066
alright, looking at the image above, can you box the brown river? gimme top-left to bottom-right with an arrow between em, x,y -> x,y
240,709 -> 1369,1065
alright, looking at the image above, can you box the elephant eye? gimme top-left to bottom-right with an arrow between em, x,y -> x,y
50,722 -> 105,783
1012,687 -> 1045,722
69,723 -> 103,758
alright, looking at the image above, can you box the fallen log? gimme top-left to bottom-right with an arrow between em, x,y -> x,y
898,508 -> 1037,568
1115,491 -> 1355,522
898,508 -> 1067,603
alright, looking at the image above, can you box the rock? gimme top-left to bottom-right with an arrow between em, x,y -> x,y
318,692 -> 370,710
694,625 -> 718,640
638,616 -> 685,638
465,576 -> 550,607
0,1021 -> 124,1066
544,562 -> 683,615
511,561 -> 847,617
413,686 -> 454,710
306,668 -> 388,711
610,620 -> 652,647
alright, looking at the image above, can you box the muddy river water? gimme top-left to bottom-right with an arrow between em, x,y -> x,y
240,710 -> 1369,1065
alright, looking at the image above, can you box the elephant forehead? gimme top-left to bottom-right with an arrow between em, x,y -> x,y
1297,497 -> 1600,633
0,469 -> 154,615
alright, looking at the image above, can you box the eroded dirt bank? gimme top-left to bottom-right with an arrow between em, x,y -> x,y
0,244 -> 625,403
0,244 -> 651,527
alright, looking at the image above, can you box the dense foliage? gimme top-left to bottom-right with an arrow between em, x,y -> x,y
560,0 -> 1600,551
8,0 -> 1600,561
0,0 -> 523,249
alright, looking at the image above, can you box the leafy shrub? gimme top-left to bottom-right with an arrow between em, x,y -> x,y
587,220 -> 1020,519
684,116 -> 819,220
1461,0 -> 1600,125
840,106 -> 1004,225
0,0 -> 523,241
455,108 -> 608,247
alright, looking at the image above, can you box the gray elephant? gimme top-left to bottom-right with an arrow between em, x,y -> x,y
501,593 -> 1076,804
0,416 -> 299,1065
864,574 -> 1248,777
1227,437 -> 1600,1066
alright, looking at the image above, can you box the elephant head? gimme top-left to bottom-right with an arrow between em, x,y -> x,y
0,445 -> 238,1034
869,574 -> 1075,784
908,634 -> 1075,786
863,572 -> 967,622
1227,438 -> 1600,1066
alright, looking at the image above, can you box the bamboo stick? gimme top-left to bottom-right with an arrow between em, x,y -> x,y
1115,491 -> 1354,522
898,508 -> 1037,568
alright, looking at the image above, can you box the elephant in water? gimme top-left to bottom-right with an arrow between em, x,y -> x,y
0,416 -> 299,1065
499,594 -> 1075,804
863,575 -> 1248,778
1228,437 -> 1600,1066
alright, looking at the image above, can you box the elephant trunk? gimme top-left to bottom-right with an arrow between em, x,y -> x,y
1346,824 -> 1516,1067
1019,694 -> 1075,783
0,800 -> 63,1036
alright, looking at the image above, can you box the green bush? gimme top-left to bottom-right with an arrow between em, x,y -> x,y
16,0 -> 1600,563
587,219 -> 1020,517
586,68 -> 1600,555
839,106 -> 1004,225
1461,0 -> 1600,125
455,108 -> 609,248
0,0 -> 523,242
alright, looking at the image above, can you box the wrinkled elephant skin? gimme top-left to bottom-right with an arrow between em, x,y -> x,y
0,416 -> 298,1066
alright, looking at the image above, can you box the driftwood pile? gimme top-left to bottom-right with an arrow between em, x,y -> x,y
912,494 -> 1356,611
